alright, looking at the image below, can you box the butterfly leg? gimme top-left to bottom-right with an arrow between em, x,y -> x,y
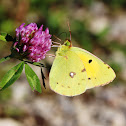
46,54 -> 55,57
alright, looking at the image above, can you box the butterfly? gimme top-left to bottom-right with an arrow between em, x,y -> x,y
49,34 -> 116,96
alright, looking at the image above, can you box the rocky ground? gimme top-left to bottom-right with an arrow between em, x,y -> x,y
0,0 -> 126,126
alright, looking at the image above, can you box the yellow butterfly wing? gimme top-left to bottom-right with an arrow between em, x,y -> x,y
71,47 -> 116,89
49,50 -> 87,96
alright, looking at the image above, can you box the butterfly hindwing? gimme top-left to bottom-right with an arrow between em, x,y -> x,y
71,47 -> 116,89
49,51 -> 87,96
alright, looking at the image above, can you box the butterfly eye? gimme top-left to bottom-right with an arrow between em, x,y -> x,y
64,40 -> 71,46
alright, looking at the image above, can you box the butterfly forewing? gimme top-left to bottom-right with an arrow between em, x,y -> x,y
49,51 -> 87,96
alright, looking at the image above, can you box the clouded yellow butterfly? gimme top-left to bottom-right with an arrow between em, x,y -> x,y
49,29 -> 116,96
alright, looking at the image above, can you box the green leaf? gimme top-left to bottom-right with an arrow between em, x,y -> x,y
0,62 -> 24,90
0,32 -> 7,42
0,32 -> 13,42
1,62 -> 24,90
25,64 -> 42,93
0,55 -> 11,63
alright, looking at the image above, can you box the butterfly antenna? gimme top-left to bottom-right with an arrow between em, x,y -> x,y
67,20 -> 72,47
67,20 -> 71,41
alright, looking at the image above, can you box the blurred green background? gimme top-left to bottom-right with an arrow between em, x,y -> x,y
0,0 -> 126,126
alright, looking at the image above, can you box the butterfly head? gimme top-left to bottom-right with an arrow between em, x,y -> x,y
56,39 -> 72,56
64,39 -> 72,47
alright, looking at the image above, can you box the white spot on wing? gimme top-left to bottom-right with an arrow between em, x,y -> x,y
69,72 -> 76,78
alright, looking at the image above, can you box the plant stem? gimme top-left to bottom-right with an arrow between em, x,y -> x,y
0,54 -> 45,68
22,60 -> 45,67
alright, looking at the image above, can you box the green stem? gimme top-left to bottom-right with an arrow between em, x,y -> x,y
0,54 -> 45,68
22,60 -> 45,68
0,55 -> 12,63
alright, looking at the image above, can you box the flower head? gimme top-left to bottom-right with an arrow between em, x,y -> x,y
12,23 -> 52,62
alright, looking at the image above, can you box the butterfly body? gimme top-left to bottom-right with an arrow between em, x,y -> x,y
49,40 -> 116,96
